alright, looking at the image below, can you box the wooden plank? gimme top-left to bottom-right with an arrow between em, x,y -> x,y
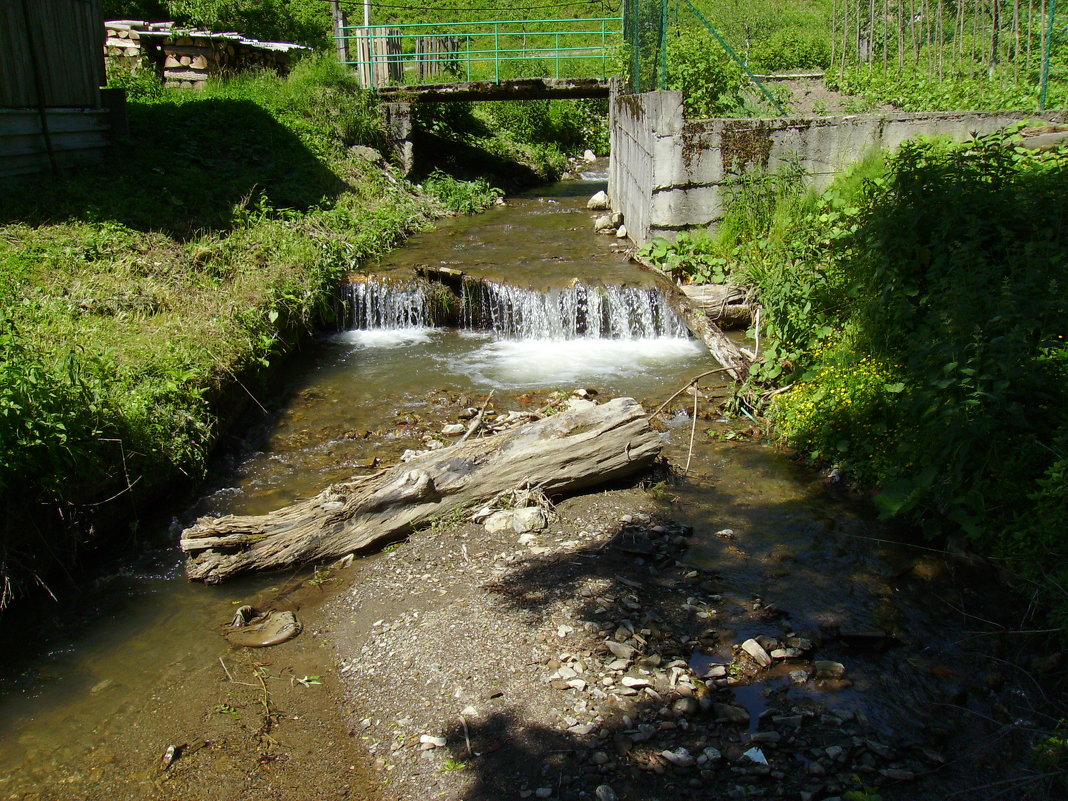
0,108 -> 110,135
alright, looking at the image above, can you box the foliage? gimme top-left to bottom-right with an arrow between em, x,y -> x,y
640,129 -> 1068,628
421,170 -> 502,215
638,232 -> 728,285
0,61 -> 445,606
828,66 -> 1049,112
105,56 -> 165,101
665,29 -> 748,118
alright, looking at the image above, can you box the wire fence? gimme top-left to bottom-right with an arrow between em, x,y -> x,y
831,0 -> 1065,108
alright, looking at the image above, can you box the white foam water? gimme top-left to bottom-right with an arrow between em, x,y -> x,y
443,336 -> 706,389
331,327 -> 438,349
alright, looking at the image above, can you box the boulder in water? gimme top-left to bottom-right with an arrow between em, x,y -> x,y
587,190 -> 610,210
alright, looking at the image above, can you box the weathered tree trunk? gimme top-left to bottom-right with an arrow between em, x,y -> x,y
181,398 -> 661,583
679,284 -> 752,329
632,253 -> 753,381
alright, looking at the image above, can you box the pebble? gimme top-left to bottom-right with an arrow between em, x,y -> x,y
418,734 -> 446,749
441,423 -> 466,435
615,225 -> 628,239
701,746 -> 723,762
592,751 -> 610,765
713,703 -> 750,725
672,696 -> 700,716
606,641 -> 635,660
704,664 -> 727,678
742,747 -> 768,766
880,768 -> 915,781
484,510 -> 514,533
660,747 -> 695,767
741,639 -> 772,667
587,190 -> 610,209
535,788 -> 553,799
789,669 -> 810,684
814,660 -> 846,679
595,785 -> 618,801
621,676 -> 650,688
750,731 -> 781,744
513,506 -> 548,534
594,214 -> 614,231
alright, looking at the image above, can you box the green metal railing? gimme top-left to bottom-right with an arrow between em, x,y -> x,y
338,17 -> 622,88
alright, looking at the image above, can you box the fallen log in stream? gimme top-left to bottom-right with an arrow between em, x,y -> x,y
181,397 -> 661,583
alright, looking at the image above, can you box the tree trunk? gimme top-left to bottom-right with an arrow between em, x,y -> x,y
631,253 -> 753,381
181,398 -> 662,583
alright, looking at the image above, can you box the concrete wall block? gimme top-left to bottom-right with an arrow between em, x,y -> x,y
650,185 -> 725,230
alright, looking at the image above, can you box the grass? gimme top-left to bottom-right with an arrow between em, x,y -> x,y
0,55 -> 503,608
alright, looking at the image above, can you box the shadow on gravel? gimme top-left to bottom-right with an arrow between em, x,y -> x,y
438,478 -> 1063,801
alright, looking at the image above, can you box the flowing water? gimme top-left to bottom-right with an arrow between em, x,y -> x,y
0,177 -> 711,795
0,175 -> 1037,799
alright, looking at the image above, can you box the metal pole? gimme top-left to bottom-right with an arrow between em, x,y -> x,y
659,0 -> 669,90
363,0 -> 370,27
556,32 -> 560,78
602,19 -> 607,79
495,23 -> 500,83
1040,0 -> 1057,109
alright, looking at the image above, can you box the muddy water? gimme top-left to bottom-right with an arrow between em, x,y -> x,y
0,176 -> 1033,799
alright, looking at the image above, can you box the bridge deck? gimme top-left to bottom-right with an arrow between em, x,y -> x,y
375,78 -> 611,103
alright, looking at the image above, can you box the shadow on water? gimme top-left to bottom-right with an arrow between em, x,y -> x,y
427,445 -> 1060,801
0,99 -> 348,236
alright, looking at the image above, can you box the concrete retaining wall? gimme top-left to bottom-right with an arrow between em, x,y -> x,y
609,87 -> 1068,245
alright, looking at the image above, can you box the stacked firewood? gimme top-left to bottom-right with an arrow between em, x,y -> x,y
104,20 -> 309,90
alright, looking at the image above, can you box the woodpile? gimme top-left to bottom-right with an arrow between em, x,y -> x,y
104,20 -> 309,90
181,397 -> 662,583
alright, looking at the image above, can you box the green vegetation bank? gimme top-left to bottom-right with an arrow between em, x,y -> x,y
642,128 -> 1068,642
0,57 -> 507,607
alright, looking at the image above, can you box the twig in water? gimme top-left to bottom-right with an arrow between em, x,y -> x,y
683,387 -> 698,476
652,367 -> 734,418
459,714 -> 472,757
219,656 -> 235,683
460,390 -> 495,443
753,307 -> 761,358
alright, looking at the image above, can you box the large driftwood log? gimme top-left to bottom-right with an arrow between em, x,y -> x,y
181,398 -> 661,583
679,284 -> 752,329
631,253 -> 753,381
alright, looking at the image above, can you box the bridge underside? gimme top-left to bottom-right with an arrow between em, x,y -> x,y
375,77 -> 611,103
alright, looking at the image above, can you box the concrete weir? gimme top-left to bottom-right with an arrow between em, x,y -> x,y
607,82 -> 1068,245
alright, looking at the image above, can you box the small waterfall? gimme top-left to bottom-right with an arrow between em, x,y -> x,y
341,280 -> 430,329
341,277 -> 688,341
461,280 -> 687,340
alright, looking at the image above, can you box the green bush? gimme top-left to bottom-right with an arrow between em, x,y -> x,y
421,170 -> 502,215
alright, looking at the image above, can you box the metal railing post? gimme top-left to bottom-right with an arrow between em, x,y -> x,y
494,23 -> 500,83
1040,0 -> 1058,109
601,19 -> 607,79
555,32 -> 561,77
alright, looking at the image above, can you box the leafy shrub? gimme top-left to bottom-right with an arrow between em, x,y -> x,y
666,30 -> 747,118
421,170 -> 501,215
105,56 -> 164,101
638,232 -> 728,285
750,28 -> 831,73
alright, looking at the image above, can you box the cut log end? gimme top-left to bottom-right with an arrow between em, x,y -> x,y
181,397 -> 661,584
